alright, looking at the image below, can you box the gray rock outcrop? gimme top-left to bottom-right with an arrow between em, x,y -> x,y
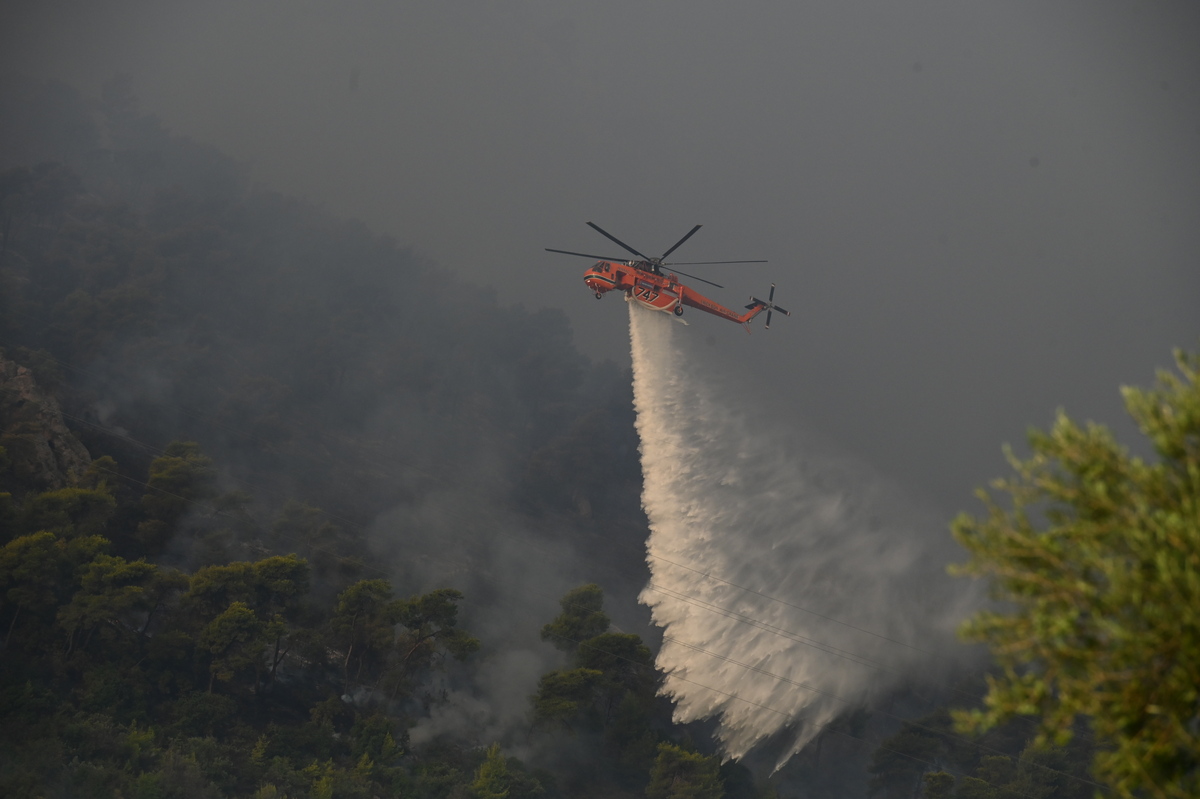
0,357 -> 91,490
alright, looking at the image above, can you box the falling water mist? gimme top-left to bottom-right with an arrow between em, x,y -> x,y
629,302 -> 980,770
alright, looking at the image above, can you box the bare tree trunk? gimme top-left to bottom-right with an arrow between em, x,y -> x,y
400,633 -> 435,664
343,642 -> 355,694
139,604 -> 160,637
3,606 -> 21,654
268,635 -> 291,692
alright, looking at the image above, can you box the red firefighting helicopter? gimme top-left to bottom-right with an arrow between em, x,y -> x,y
546,222 -> 790,329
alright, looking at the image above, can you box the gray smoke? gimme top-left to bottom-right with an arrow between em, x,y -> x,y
629,301 -> 981,770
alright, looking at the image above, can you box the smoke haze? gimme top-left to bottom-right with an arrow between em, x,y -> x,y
4,0 -> 1198,513
630,302 -> 979,768
3,1 -> 1199,789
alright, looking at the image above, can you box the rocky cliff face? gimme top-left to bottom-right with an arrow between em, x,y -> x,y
0,357 -> 91,490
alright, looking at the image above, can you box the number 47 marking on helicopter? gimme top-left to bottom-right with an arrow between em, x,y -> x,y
546,222 -> 791,330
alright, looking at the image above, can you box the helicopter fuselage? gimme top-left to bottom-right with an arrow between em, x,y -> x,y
583,261 -> 766,325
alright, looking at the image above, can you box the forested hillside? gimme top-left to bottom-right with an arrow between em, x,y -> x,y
0,72 -> 768,799
0,74 -> 1118,799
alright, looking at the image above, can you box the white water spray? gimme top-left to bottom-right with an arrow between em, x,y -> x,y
629,303 -> 977,769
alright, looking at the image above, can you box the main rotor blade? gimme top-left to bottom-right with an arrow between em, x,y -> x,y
663,259 -> 768,265
668,268 -> 723,289
545,248 -> 628,261
659,224 -> 702,260
587,222 -> 651,261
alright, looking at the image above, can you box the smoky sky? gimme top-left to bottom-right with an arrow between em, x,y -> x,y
5,0 -> 1199,511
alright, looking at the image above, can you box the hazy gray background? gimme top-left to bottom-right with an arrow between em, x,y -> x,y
5,0 -> 1198,511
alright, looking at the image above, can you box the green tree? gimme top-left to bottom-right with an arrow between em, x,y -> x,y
0,531 -> 106,653
384,587 -> 479,701
575,631 -> 657,725
867,723 -> 945,799
183,555 -> 311,691
270,502 -> 360,582
23,487 -> 116,538
530,668 -> 604,730
532,585 -> 660,743
81,455 -> 120,491
251,554 -> 310,615
470,744 -> 544,799
473,744 -> 513,799
921,771 -> 954,799
252,554 -> 310,688
1008,741 -> 1093,799
954,777 -> 999,799
57,553 -> 158,655
576,632 -> 656,694
539,583 -> 610,651
646,742 -> 724,799
330,579 -> 397,689
607,692 -> 663,786
395,588 -> 479,664
136,441 -> 217,549
0,531 -> 66,652
199,601 -> 266,692
184,561 -> 258,620
349,714 -> 405,765
951,348 -> 1200,799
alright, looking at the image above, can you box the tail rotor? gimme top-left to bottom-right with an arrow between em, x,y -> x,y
746,283 -> 791,329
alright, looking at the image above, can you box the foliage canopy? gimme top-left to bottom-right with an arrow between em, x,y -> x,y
952,348 -> 1200,799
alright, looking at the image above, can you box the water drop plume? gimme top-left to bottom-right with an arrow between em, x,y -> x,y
628,303 -> 978,770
